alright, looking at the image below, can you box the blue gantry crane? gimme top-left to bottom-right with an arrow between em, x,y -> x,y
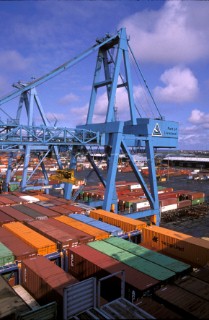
0,28 -> 178,225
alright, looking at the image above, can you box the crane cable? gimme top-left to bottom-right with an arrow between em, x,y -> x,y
128,43 -> 163,120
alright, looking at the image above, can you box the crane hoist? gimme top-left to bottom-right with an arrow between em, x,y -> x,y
0,27 -> 178,225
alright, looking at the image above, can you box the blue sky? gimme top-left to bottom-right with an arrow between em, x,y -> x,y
0,0 -> 209,150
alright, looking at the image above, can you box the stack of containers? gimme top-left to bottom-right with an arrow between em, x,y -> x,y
0,206 -> 34,222
67,244 -> 160,302
26,218 -> 94,251
69,213 -> 123,236
89,209 -> 147,233
54,215 -> 110,240
88,240 -> 176,282
3,222 -> 57,256
141,225 -> 209,267
0,227 -> 37,262
21,255 -> 78,318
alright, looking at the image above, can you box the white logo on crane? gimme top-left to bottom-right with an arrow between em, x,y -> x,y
152,123 -> 162,136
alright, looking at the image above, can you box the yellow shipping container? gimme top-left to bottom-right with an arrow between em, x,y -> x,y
3,222 -> 57,255
89,209 -> 147,232
54,215 -> 109,240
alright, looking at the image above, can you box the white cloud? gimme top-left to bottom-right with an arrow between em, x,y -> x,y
58,93 -> 79,106
179,124 -> 208,149
188,109 -> 209,127
154,66 -> 199,103
0,50 -> 32,71
119,0 -> 209,63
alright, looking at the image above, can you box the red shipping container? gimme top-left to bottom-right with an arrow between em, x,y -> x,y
0,211 -> 15,226
24,203 -> 60,218
68,244 -> 160,302
21,255 -> 78,318
0,206 -> 34,222
0,227 -> 37,261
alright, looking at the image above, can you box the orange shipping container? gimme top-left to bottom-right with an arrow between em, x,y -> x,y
54,215 -> 109,240
3,221 -> 57,255
141,225 -> 209,267
89,209 -> 147,232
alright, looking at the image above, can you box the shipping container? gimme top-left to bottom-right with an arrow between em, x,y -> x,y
50,205 -> 72,215
55,215 -> 109,240
89,209 -> 147,232
141,225 -> 209,267
26,219 -> 82,251
136,296 -> 184,319
0,206 -> 34,222
42,217 -> 95,245
88,240 -> 175,281
0,210 -> 15,226
12,204 -> 48,220
0,275 -> 31,319
154,284 -> 209,319
24,202 -> 60,217
3,222 -> 57,256
174,275 -> 209,301
69,213 -> 123,236
21,255 -> 78,318
0,195 -> 16,205
190,265 -> 209,284
0,227 -> 37,261
104,237 -> 191,274
1,194 -> 25,205
68,244 -> 160,302
177,199 -> 192,209
0,242 -> 15,266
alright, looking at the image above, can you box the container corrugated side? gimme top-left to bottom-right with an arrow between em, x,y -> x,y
0,227 -> 37,261
54,215 -> 109,240
104,237 -> 191,274
3,222 -> 57,255
0,242 -> 15,266
89,209 -> 147,232
88,241 -> 175,281
21,255 -> 78,318
0,275 -> 30,320
141,225 -> 209,267
68,244 -> 160,302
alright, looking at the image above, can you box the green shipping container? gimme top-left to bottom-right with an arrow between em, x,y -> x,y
192,198 -> 205,206
0,242 -> 15,266
88,240 -> 175,281
104,237 -> 191,274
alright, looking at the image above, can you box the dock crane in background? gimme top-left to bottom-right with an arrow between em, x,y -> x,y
0,28 -> 178,225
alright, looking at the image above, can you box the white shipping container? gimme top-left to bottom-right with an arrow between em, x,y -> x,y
13,284 -> 40,310
161,204 -> 178,212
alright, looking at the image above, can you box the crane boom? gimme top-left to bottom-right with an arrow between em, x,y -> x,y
0,32 -> 119,106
